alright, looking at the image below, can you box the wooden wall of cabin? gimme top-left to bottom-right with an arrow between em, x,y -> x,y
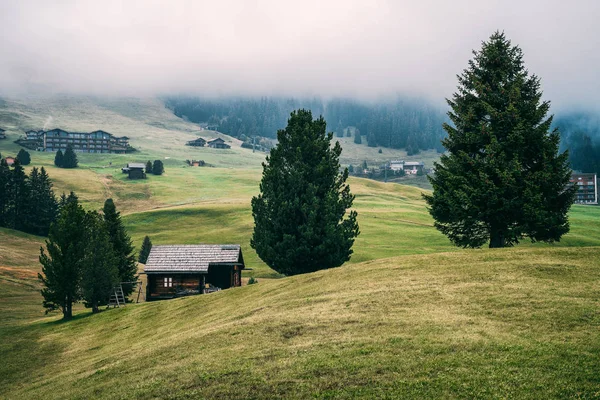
147,274 -> 202,298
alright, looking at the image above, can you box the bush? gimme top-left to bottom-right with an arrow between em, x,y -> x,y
248,277 -> 258,285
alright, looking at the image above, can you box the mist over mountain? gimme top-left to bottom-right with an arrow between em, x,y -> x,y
1,0 -> 600,112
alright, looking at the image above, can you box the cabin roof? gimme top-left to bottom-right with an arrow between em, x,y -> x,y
208,137 -> 225,143
144,244 -> 244,273
404,161 -> 424,167
127,163 -> 146,169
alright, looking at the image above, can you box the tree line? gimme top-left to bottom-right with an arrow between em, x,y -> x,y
554,113 -> 600,174
0,159 -> 58,236
165,96 -> 447,154
39,196 -> 138,318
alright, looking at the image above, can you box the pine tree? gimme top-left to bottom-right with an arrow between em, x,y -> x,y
28,167 -> 58,236
16,149 -> 31,165
0,159 -> 10,227
146,160 -> 153,174
103,199 -> 137,295
62,145 -> 78,168
82,211 -> 119,313
251,109 -> 359,276
10,160 -> 30,232
354,130 -> 362,144
138,235 -> 152,264
38,192 -> 87,319
424,32 -> 576,248
152,160 -> 164,175
54,150 -> 64,167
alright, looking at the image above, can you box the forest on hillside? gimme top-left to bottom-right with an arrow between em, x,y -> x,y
165,96 -> 600,172
165,97 -> 448,154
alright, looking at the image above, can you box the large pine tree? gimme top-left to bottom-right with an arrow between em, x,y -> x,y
103,199 -> 137,295
251,109 -> 359,276
38,192 -> 87,319
424,32 -> 576,248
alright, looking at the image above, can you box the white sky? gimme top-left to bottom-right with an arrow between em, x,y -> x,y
1,0 -> 599,109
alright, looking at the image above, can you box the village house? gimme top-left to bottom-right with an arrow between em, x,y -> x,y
121,163 -> 147,179
22,128 -> 131,153
403,161 -> 425,175
144,244 -> 245,301
389,160 -> 404,171
186,138 -> 206,147
4,156 -> 15,166
570,173 -> 598,204
207,138 -> 231,149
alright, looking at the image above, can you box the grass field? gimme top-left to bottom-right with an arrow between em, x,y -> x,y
0,96 -> 599,399
1,247 -> 599,399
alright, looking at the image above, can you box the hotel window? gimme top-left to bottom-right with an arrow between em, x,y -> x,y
163,277 -> 173,287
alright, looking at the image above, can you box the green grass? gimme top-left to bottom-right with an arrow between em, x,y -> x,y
1,247 -> 599,399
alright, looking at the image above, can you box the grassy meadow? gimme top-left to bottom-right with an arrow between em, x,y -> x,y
0,96 -> 599,398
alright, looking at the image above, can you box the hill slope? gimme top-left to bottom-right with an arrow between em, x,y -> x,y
1,247 -> 599,399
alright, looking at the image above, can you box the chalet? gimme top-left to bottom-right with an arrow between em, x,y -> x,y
403,161 -> 425,175
122,163 -> 147,179
4,156 -> 15,166
207,138 -> 231,149
0,128 -> 6,139
570,173 -> 598,204
144,244 -> 245,301
186,138 -> 206,147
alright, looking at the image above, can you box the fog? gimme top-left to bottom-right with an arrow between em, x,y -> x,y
1,0 -> 599,109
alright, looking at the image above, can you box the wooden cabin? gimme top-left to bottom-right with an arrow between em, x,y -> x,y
186,138 -> 206,147
144,244 -> 245,301
207,138 -> 231,149
122,163 -> 146,179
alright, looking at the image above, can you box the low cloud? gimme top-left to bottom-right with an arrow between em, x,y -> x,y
1,0 -> 599,110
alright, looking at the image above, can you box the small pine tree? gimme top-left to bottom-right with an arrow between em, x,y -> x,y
152,160 -> 164,175
367,134 -> 377,147
82,211 -> 119,313
38,192 -> 87,319
103,199 -> 137,296
62,145 -> 78,168
146,161 -> 153,174
346,127 -> 353,137
354,130 -> 362,144
54,150 -> 64,167
138,235 -> 152,264
16,149 -> 31,165
28,167 -> 58,236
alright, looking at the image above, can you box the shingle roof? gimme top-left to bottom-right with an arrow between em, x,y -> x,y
144,244 -> 244,273
128,163 -> 146,169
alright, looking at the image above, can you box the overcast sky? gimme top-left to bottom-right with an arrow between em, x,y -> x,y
1,0 -> 599,109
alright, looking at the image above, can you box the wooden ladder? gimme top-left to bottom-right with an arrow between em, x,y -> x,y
108,284 -> 126,308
